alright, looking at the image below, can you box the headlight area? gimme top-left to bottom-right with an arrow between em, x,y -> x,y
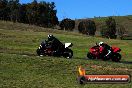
39,45 -> 42,49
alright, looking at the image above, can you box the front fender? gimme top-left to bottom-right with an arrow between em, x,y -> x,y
112,47 -> 121,53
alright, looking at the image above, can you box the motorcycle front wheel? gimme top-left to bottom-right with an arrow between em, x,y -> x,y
63,49 -> 73,59
87,52 -> 96,59
36,48 -> 45,56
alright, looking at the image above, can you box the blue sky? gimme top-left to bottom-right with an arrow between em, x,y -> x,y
20,0 -> 132,21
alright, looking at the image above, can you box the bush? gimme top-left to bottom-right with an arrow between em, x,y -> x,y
100,25 -> 109,38
100,17 -> 117,39
78,20 -> 96,36
59,18 -> 75,31
78,21 -> 85,33
116,24 -> 126,40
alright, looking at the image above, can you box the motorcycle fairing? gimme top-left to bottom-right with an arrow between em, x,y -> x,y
111,46 -> 121,53
65,43 -> 73,48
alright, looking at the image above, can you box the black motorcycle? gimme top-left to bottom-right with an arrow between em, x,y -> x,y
36,40 -> 73,59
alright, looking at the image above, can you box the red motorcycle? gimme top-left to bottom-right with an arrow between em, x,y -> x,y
87,44 -> 121,62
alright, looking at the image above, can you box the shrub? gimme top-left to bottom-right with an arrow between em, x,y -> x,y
59,18 -> 75,31
78,20 -> 96,36
100,17 -> 117,39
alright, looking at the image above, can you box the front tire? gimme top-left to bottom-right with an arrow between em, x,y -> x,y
63,49 -> 73,59
87,52 -> 96,59
112,53 -> 121,62
36,48 -> 44,56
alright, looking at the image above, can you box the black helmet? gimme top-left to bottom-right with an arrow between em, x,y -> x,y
48,35 -> 54,41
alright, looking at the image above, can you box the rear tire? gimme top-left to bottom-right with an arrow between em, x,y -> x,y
112,53 -> 121,62
87,52 -> 96,59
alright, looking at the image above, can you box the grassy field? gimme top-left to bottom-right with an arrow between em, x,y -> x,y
0,21 -> 132,88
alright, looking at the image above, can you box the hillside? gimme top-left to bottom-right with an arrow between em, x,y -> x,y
0,21 -> 132,88
74,15 -> 132,35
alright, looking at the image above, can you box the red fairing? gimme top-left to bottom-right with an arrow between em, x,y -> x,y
89,46 -> 100,56
90,48 -> 95,53
111,46 -> 121,53
99,46 -> 104,53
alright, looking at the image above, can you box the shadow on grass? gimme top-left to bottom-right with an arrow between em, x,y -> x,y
122,39 -> 132,40
3,53 -> 132,65
121,36 -> 132,40
73,57 -> 88,60
73,57 -> 101,62
74,57 -> 132,65
120,61 -> 132,65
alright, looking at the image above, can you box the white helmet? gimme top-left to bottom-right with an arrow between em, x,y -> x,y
99,42 -> 104,46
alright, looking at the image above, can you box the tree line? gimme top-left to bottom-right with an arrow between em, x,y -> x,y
59,17 -> 126,39
0,0 -> 126,39
0,0 -> 59,27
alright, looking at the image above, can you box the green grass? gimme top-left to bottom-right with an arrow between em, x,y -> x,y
0,21 -> 132,88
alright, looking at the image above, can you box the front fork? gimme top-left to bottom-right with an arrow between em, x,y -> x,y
105,50 -> 111,56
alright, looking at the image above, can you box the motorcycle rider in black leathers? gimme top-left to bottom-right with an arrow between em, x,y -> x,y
47,35 -> 63,52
